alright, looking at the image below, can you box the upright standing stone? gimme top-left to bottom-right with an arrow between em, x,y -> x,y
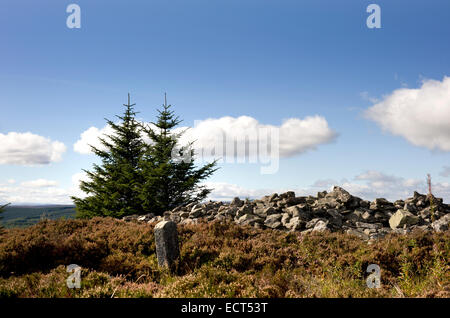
154,220 -> 180,269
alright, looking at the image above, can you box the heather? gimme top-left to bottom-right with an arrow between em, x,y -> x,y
0,217 -> 448,298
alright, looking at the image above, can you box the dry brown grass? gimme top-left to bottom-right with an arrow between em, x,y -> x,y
0,218 -> 448,298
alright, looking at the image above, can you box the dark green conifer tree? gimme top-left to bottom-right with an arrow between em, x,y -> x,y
0,203 -> 10,232
72,94 -> 145,218
139,94 -> 218,215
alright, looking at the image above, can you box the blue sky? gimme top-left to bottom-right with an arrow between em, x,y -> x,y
1,0 -> 450,204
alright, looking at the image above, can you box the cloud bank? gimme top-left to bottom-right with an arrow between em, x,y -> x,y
0,132 -> 66,165
0,174 -> 85,205
365,76 -> 450,151
74,115 -> 337,159
205,170 -> 450,203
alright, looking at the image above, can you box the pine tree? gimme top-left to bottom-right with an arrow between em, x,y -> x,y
139,94 -> 218,215
0,203 -> 10,232
72,94 -> 145,218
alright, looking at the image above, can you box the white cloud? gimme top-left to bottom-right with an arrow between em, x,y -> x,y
73,123 -> 155,155
0,132 -> 66,165
71,171 -> 88,187
73,126 -> 114,155
204,182 -> 277,201
20,179 -> 58,188
0,174 -> 88,205
75,115 -> 337,161
184,116 -> 337,158
365,76 -> 450,151
344,170 -> 447,201
0,184 -> 70,205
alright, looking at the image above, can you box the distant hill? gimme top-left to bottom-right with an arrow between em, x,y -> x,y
0,205 -> 76,228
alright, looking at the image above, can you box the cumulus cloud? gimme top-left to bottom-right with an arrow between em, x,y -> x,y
73,123 -> 154,155
20,179 -> 58,188
73,126 -> 114,155
0,132 -> 66,165
184,116 -> 337,159
74,116 -> 337,160
365,76 -> 450,151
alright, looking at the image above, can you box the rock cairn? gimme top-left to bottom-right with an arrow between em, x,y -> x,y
123,187 -> 450,240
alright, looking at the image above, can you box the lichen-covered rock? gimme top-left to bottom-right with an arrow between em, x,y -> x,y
346,228 -> 369,240
312,220 -> 330,233
124,188 -> 449,240
389,210 -> 420,229
264,214 -> 283,229
154,220 -> 180,269
431,214 -> 450,232
230,197 -> 244,207
285,216 -> 305,231
236,214 -> 262,226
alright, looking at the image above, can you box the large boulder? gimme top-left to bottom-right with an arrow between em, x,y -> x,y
326,186 -> 352,201
264,214 -> 283,229
285,216 -> 305,231
389,209 -> 420,229
236,204 -> 253,218
285,205 -> 310,221
431,214 -> 450,232
236,214 -> 262,226
230,197 -> 244,207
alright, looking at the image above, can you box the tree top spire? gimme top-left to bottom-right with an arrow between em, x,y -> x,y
124,93 -> 136,108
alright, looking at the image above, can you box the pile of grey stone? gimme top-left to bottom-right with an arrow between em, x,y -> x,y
122,186 -> 450,240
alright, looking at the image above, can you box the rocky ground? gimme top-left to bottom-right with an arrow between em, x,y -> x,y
123,186 -> 450,240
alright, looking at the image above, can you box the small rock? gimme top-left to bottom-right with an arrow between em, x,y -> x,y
346,228 -> 369,240
317,191 -> 327,199
355,222 -> 382,230
312,220 -> 330,232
